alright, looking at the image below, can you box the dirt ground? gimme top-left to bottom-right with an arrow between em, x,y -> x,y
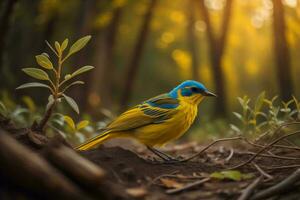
1,118 -> 300,200
79,141 -> 300,200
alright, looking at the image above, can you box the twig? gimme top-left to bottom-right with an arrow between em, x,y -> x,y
229,130 -> 300,169
252,163 -> 273,180
149,170 -> 179,186
237,151 -> 300,160
255,122 -> 300,143
166,177 -> 210,194
252,168 -> 300,200
264,165 -> 300,170
181,137 -> 242,162
244,137 -> 300,152
225,148 -> 234,163
281,138 -> 300,149
237,177 -> 262,200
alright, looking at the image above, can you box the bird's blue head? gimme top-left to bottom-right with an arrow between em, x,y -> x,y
169,80 -> 216,101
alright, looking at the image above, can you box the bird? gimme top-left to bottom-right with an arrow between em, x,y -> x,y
76,80 -> 216,161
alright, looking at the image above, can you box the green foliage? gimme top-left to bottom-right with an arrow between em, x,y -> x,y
47,114 -> 93,144
231,92 -> 300,137
210,170 -> 253,181
63,115 -> 90,133
0,101 -> 8,117
0,94 -> 40,127
17,35 -> 94,115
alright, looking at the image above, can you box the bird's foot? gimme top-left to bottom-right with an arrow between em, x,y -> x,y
146,146 -> 184,164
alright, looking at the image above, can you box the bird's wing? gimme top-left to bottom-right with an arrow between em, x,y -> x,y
105,94 -> 179,133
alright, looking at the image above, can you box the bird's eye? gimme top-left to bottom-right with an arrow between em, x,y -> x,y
191,87 -> 199,93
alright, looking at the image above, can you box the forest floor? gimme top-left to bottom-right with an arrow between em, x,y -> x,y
1,116 -> 300,200
80,140 -> 300,200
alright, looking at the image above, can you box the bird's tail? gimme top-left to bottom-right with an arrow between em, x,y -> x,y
76,131 -> 112,151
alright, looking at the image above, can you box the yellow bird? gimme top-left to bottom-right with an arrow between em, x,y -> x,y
76,80 -> 216,161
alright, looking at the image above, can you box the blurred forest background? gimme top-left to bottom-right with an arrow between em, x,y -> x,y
0,0 -> 300,141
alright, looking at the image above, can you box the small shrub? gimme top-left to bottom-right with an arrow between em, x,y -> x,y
17,35 -> 94,132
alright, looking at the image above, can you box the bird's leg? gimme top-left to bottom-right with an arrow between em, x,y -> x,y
147,146 -> 179,162
147,146 -> 169,161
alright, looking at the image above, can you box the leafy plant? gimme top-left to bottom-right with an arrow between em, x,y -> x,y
63,115 -> 90,134
231,92 -> 300,137
17,35 -> 94,132
50,115 -> 91,144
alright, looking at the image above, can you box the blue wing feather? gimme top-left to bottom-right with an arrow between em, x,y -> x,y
145,93 -> 179,109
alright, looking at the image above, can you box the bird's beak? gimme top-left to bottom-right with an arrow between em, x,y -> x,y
203,90 -> 217,97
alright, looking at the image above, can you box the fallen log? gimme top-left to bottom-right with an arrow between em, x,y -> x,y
0,129 -> 89,199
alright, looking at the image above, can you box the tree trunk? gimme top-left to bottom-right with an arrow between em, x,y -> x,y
119,0 -> 157,110
187,0 -> 200,81
86,7 -> 122,114
70,0 -> 97,111
272,0 -> 293,101
0,0 -> 18,76
199,0 -> 233,116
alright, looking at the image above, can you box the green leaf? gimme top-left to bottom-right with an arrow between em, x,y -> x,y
63,115 -> 76,131
16,82 -> 51,91
256,112 -> 267,119
210,170 -> 253,181
233,112 -> 243,121
61,39 -> 68,51
68,35 -> 91,57
64,74 -> 72,80
0,101 -> 8,117
63,94 -> 79,114
22,68 -> 49,80
42,53 -> 50,58
46,95 -> 55,111
55,41 -> 61,54
35,54 -> 53,69
76,120 -> 89,131
237,97 -> 244,107
255,91 -> 265,113
45,40 -> 58,56
63,81 -> 84,92
71,65 -> 94,77
22,96 -> 36,112
230,124 -> 240,133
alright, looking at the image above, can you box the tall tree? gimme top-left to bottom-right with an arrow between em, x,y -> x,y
198,0 -> 233,116
70,0 -> 97,109
86,6 -> 122,113
187,0 -> 200,81
272,0 -> 293,101
0,0 -> 18,69
119,0 -> 157,110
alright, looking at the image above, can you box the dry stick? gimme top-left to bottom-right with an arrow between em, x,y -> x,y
229,130 -> 300,169
251,168 -> 300,200
264,164 -> 300,170
166,177 -> 211,194
252,163 -> 273,180
181,136 -> 242,162
225,147 -> 234,162
237,151 -> 300,160
237,177 -> 262,200
150,173 -> 205,186
245,137 -> 300,152
283,138 -> 300,148
149,170 -> 179,186
255,122 -> 300,143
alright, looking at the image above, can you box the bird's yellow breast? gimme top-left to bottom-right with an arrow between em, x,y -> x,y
131,99 -> 198,147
